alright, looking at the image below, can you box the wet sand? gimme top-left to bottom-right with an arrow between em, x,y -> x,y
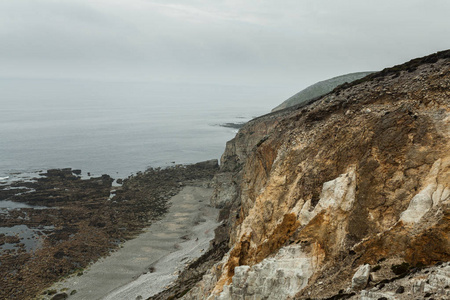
48,182 -> 219,300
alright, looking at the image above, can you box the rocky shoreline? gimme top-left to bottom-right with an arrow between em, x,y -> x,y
0,160 -> 219,299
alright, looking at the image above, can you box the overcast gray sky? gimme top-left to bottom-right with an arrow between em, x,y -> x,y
1,0 -> 449,89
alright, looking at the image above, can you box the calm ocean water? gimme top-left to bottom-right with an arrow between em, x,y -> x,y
0,79 -> 287,183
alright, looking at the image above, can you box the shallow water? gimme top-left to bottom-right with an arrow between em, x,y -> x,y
0,224 -> 53,252
0,200 -> 41,209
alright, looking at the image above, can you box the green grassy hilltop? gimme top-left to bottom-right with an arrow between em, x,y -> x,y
272,71 -> 373,112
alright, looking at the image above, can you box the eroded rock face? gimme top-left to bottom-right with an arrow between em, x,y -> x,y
210,172 -> 237,208
218,245 -> 313,299
399,158 -> 450,223
182,51 -> 450,299
358,262 -> 450,300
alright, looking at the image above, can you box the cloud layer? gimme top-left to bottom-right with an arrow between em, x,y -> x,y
1,0 -> 449,87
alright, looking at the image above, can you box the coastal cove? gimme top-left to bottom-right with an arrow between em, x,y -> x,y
2,50 -> 450,299
1,0 -> 449,297
0,79 -> 289,299
49,183 -> 219,300
0,161 -> 219,299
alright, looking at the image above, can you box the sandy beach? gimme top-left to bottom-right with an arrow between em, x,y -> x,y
46,181 -> 219,300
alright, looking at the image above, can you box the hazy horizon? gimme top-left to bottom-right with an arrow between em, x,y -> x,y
1,0 -> 450,93
0,79 -> 289,181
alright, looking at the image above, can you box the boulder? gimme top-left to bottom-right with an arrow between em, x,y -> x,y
352,264 -> 371,290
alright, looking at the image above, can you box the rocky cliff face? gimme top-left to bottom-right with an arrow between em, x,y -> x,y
182,51 -> 450,299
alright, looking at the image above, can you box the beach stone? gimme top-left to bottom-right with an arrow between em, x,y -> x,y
352,264 -> 371,290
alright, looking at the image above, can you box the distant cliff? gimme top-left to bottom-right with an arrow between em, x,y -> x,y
152,50 -> 450,300
271,72 -> 373,112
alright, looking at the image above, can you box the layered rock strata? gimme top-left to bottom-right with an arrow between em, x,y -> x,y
181,50 -> 450,299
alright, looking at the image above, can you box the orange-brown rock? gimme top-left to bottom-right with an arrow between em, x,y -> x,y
182,50 -> 450,299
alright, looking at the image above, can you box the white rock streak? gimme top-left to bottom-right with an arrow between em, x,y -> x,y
299,166 -> 357,226
217,245 -> 313,299
400,158 -> 449,224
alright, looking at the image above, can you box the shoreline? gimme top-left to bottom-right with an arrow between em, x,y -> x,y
0,161 -> 219,299
45,182 -> 219,300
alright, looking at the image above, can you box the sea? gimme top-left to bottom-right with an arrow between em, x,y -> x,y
0,78 -> 288,185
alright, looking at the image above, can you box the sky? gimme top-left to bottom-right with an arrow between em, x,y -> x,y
1,0 -> 450,90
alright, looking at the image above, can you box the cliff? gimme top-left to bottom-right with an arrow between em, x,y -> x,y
153,50 -> 450,300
